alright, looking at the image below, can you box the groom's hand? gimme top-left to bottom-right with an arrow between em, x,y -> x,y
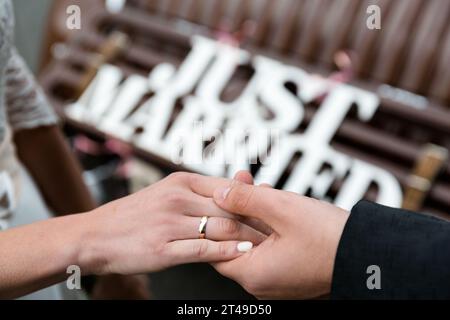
210,173 -> 350,299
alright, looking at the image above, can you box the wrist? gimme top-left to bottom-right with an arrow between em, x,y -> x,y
73,209 -> 110,276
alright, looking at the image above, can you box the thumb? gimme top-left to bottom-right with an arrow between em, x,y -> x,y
213,180 -> 285,229
233,170 -> 254,185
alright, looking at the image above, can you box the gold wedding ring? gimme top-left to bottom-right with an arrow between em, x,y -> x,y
198,216 -> 209,239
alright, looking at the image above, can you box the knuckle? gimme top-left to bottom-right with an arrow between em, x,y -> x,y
167,172 -> 189,183
186,173 -> 199,187
154,242 -> 167,257
163,192 -> 187,208
194,241 -> 209,258
228,184 -> 254,212
219,218 -> 241,235
218,242 -> 230,257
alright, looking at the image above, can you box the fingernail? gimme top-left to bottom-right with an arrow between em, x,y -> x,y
237,241 -> 253,252
220,187 -> 231,200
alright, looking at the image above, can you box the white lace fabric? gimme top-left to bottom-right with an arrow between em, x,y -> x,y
0,0 -> 58,141
0,0 -> 58,228
4,48 -> 59,132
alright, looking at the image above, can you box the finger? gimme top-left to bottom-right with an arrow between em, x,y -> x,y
259,183 -> 273,188
188,174 -> 232,197
229,173 -> 273,235
187,174 -> 274,234
188,195 -> 236,219
240,217 -> 273,236
233,171 -> 254,185
232,172 -> 272,188
213,181 -> 290,229
177,216 -> 266,244
187,173 -> 262,197
165,239 -> 253,265
189,195 -> 272,235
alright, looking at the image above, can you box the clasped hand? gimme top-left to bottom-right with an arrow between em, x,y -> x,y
85,171 -> 349,299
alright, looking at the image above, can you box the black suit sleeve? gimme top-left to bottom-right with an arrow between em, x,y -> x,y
331,200 -> 450,299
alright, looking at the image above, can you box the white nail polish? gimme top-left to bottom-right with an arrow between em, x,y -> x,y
237,241 -> 253,252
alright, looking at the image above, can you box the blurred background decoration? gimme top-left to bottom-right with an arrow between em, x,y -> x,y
13,0 -> 450,298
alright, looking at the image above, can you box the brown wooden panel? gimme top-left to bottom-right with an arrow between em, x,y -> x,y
317,0 -> 362,67
291,0 -> 333,62
398,0 -> 450,95
349,0 -> 394,79
429,23 -> 450,106
370,0 -> 424,84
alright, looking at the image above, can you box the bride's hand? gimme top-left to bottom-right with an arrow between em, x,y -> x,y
78,172 -> 266,276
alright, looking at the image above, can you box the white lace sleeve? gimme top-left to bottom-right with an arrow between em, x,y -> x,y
4,48 -> 58,132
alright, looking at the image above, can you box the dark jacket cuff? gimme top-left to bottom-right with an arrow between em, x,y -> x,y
330,200 -> 450,299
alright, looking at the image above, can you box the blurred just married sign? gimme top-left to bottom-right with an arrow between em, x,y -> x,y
66,35 -> 402,211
